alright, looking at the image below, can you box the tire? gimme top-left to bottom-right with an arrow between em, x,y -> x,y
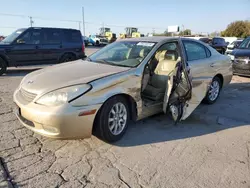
0,57 -> 7,76
59,54 -> 76,63
96,41 -> 100,46
94,96 -> 130,143
203,76 -> 222,104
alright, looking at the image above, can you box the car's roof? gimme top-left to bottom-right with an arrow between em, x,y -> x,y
121,36 -> 180,42
24,27 -> 80,31
120,36 -> 205,43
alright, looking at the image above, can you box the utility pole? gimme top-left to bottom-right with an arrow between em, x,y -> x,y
29,16 -> 34,27
82,7 -> 85,36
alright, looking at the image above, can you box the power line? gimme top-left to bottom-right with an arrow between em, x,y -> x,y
0,13 -> 27,18
0,12 -> 81,23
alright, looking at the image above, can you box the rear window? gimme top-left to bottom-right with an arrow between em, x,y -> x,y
213,38 -> 225,44
63,30 -> 82,43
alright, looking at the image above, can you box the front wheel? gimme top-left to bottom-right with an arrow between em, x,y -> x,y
203,77 -> 222,104
94,96 -> 130,143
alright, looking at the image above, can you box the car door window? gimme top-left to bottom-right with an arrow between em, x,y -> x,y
183,41 -> 207,61
43,29 -> 61,44
19,30 -> 42,45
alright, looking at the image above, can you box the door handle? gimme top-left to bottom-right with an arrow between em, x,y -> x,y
35,46 -> 40,49
210,63 -> 215,67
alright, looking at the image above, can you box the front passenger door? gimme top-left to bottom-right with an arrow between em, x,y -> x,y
8,28 -> 43,66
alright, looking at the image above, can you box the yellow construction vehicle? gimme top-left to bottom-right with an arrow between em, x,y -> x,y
99,27 -> 117,43
119,27 -> 144,39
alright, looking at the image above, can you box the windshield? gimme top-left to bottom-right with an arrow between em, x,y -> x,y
239,38 -> 250,49
88,41 -> 156,67
1,29 -> 26,44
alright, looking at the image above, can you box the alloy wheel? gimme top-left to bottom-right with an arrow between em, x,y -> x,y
108,102 -> 128,135
208,80 -> 220,101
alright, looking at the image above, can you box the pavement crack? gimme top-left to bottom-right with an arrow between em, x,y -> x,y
0,157 -> 15,187
246,142 -> 250,175
85,157 -> 93,177
58,173 -> 67,183
117,168 -> 131,188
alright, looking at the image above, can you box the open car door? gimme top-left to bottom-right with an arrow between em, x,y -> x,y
163,61 -> 211,123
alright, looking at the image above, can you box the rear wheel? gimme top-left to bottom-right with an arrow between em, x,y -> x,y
94,96 -> 130,143
0,57 -> 7,76
203,76 -> 222,104
59,54 -> 76,63
96,40 -> 100,46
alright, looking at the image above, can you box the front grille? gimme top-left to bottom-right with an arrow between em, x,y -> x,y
19,88 -> 37,102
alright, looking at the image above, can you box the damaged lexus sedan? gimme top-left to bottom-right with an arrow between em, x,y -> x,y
13,37 -> 233,142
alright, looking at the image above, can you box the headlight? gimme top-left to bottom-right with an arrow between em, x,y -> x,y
229,54 -> 235,61
36,84 -> 91,106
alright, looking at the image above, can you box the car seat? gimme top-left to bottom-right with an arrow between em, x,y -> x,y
142,50 -> 180,101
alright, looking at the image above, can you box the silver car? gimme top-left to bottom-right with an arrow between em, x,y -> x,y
13,37 -> 233,142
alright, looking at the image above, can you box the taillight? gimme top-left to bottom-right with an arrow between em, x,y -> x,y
82,43 -> 85,53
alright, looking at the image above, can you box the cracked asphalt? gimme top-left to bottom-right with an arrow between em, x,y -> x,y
1,47 -> 250,188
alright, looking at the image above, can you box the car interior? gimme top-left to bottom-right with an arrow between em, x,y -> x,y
141,42 -> 182,105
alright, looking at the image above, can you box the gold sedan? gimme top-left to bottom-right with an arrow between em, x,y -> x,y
13,37 -> 233,142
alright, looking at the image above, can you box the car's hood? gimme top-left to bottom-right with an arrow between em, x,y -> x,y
21,60 -> 130,95
231,48 -> 250,57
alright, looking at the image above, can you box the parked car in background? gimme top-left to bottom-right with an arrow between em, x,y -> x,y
226,39 -> 243,55
89,35 -> 109,46
230,37 -> 250,76
210,37 -> 228,54
199,37 -> 228,54
82,36 -> 89,46
199,37 -> 210,44
0,27 -> 86,75
13,37 -> 232,142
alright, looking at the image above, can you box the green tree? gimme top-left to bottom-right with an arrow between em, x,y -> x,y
221,20 -> 250,38
179,29 -> 191,36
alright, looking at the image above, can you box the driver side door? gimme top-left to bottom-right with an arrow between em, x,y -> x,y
8,28 -> 44,66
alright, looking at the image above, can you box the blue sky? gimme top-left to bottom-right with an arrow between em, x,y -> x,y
0,0 -> 249,36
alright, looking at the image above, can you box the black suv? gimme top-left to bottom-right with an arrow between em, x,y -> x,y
199,37 -> 227,54
0,27 -> 86,75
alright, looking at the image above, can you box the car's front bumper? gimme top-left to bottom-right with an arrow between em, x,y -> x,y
100,41 -> 109,45
13,89 -> 102,139
232,62 -> 250,76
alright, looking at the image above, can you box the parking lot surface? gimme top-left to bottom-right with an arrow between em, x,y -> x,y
1,47 -> 250,188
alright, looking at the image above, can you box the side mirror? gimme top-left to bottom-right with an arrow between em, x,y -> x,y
16,39 -> 25,44
226,42 -> 229,46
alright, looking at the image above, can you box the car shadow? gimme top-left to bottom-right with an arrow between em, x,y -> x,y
2,68 -> 41,77
115,81 -> 250,147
